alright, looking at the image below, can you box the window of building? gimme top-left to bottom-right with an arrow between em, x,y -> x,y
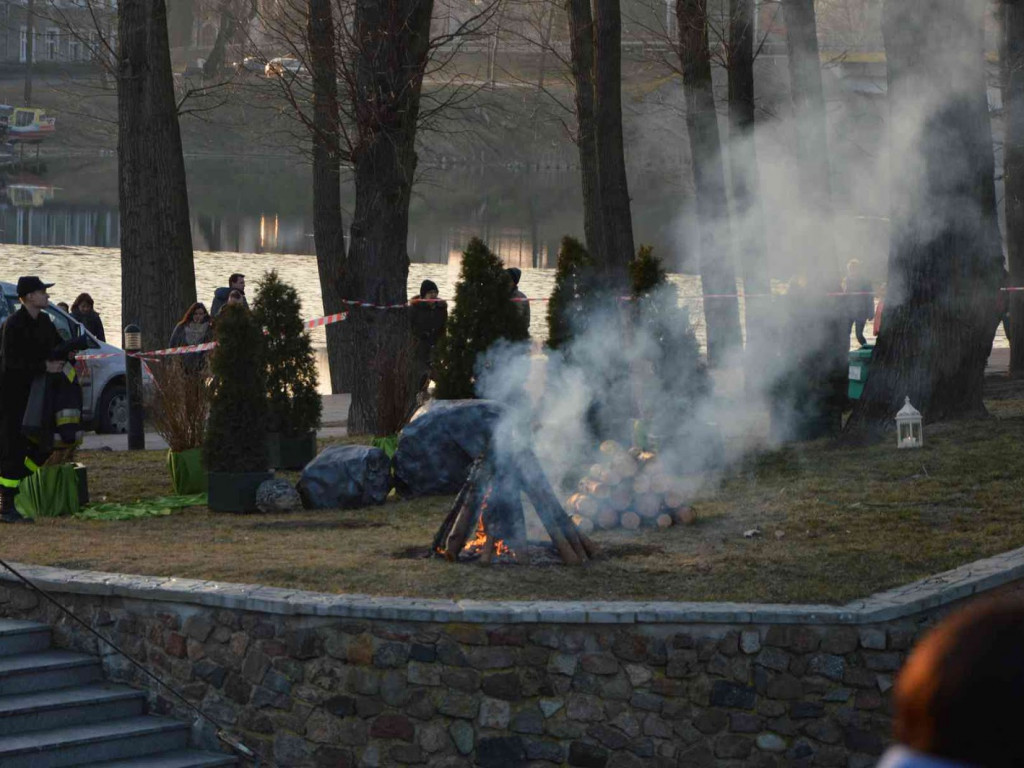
46,29 -> 58,61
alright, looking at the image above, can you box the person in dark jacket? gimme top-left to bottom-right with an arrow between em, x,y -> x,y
842,259 -> 874,347
0,276 -> 65,522
210,273 -> 248,318
70,292 -> 106,342
507,267 -> 531,333
169,302 -> 214,372
410,280 -> 447,386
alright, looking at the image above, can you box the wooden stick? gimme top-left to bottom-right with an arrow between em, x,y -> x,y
479,535 -> 496,566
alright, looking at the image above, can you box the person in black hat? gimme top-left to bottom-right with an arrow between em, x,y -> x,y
410,279 -> 447,388
0,276 -> 65,522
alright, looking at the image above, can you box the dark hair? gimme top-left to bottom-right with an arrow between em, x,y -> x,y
419,280 -> 439,299
506,268 -> 522,286
71,293 -> 94,314
177,302 -> 209,327
892,598 -> 1024,767
229,273 -> 245,286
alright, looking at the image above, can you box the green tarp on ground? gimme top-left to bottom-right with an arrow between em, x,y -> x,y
74,494 -> 208,521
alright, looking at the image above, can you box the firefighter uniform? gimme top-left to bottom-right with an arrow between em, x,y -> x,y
0,278 -> 62,519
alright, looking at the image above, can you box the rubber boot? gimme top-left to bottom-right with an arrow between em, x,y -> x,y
0,487 -> 32,524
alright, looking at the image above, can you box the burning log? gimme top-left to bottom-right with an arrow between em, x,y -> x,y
432,446 -> 595,566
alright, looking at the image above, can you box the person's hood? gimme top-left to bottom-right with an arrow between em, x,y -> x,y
214,286 -> 232,299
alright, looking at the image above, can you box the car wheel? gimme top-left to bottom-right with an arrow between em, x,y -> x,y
97,383 -> 128,434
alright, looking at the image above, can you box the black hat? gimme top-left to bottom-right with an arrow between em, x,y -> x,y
419,279 -> 439,298
16,276 -> 54,297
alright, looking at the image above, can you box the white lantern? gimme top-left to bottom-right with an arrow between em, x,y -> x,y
895,396 -> 923,449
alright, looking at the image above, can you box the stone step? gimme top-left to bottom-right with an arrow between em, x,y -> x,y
0,619 -> 52,657
0,682 -> 145,735
0,650 -> 102,695
0,715 -> 190,768
89,748 -> 239,767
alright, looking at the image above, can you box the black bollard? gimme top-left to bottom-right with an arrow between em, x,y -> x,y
123,324 -> 145,450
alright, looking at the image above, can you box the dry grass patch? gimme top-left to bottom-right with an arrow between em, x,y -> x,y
6,405 -> 1024,604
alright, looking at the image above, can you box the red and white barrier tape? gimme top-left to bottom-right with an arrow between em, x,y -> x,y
72,284 -> 1024,362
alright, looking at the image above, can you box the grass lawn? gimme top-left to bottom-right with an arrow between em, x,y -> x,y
4,397 -> 1024,605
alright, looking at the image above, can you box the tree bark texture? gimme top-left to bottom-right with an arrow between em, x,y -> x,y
117,0 -> 197,352
1004,0 -> 1024,377
858,0 -> 1003,422
308,0 -> 350,394
592,0 -> 634,290
676,0 -> 742,366
565,0 -> 605,273
344,0 -> 434,434
727,0 -> 771,355
781,0 -> 836,288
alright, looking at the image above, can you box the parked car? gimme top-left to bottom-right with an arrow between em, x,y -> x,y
265,57 -> 306,79
1,281 -> 136,434
234,57 -> 266,75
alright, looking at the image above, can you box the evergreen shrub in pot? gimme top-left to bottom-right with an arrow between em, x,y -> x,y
433,237 -> 529,399
204,303 -> 272,511
252,270 -> 322,469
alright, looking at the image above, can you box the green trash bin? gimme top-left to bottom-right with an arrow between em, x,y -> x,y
848,345 -> 874,400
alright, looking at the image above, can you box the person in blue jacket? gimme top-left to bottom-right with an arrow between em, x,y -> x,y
210,273 -> 248,317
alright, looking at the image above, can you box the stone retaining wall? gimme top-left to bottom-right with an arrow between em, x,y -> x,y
2,548 -> 1023,768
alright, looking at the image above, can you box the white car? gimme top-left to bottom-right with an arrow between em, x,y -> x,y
1,281 -> 134,434
265,57 -> 306,79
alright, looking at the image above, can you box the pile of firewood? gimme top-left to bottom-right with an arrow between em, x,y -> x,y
566,441 -> 696,533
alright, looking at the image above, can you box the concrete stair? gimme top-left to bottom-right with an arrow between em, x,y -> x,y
0,619 -> 236,768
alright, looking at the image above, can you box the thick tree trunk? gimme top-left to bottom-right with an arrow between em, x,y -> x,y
676,0 -> 742,366
1005,0 -> 1024,377
727,0 -> 771,355
203,5 -> 237,77
775,0 -> 846,440
308,0 -> 350,394
24,0 -> 34,106
781,0 -> 836,288
593,0 -> 634,290
857,0 -> 1002,422
117,0 -> 197,351
344,0 -> 433,434
565,0 -> 605,272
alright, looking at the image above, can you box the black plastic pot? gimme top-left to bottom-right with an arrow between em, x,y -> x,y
208,470 -> 273,513
267,431 -> 317,471
73,463 -> 89,507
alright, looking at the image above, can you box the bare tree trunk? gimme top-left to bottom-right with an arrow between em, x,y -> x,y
203,1 -> 255,77
593,0 -> 634,289
727,0 -> 771,355
565,0 -> 605,271
856,0 -> 1002,423
1005,0 -> 1024,377
776,0 -> 846,440
781,0 -> 835,288
537,3 -> 556,90
24,0 -> 34,106
676,0 -> 742,366
344,0 -> 433,434
117,0 -> 197,351
308,0 -> 350,394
